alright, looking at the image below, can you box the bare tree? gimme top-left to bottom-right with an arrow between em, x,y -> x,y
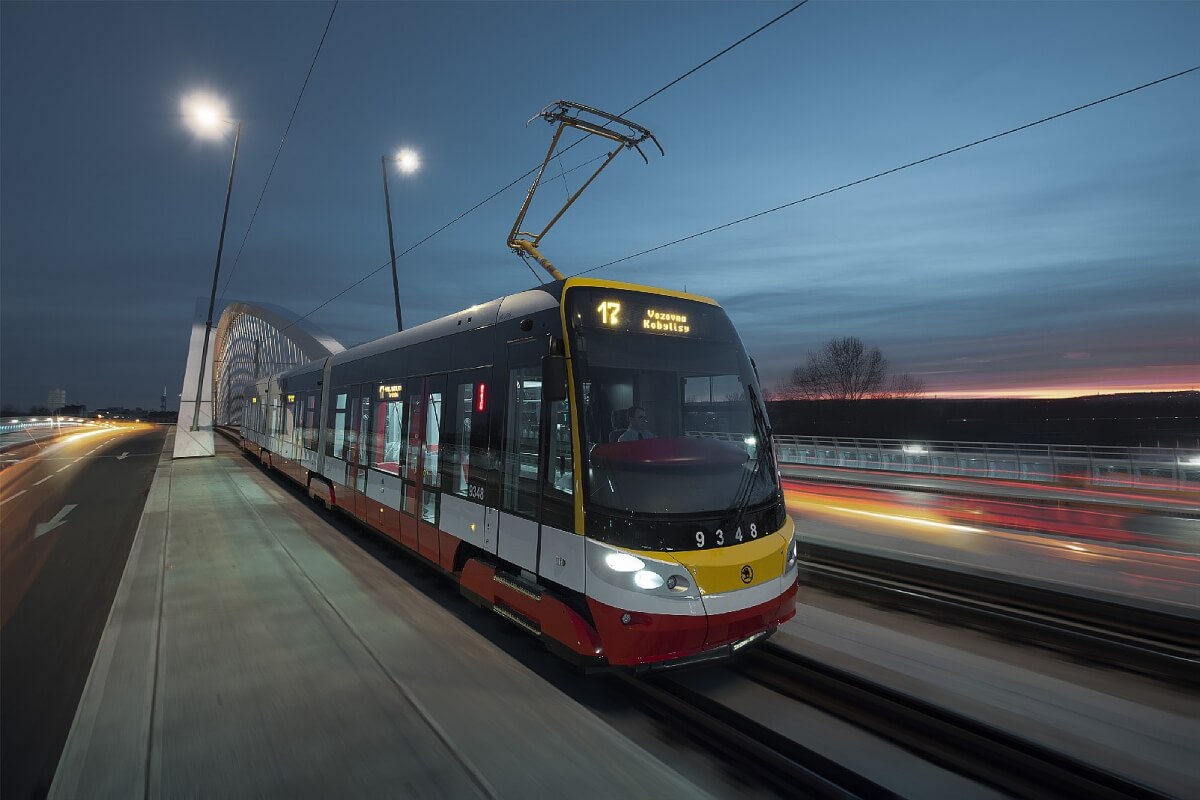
790,337 -> 888,400
886,372 -> 927,399
782,337 -> 927,400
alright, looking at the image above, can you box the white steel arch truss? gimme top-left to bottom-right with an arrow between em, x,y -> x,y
211,302 -> 344,427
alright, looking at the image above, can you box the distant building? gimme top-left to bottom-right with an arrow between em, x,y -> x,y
48,388 -> 66,410
61,404 -> 87,417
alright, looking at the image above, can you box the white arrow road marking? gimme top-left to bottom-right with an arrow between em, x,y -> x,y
115,452 -> 129,460
1,490 -> 27,506
35,504 -> 78,538
34,475 -> 53,486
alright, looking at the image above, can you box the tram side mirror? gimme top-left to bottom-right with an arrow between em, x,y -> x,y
542,354 -> 567,402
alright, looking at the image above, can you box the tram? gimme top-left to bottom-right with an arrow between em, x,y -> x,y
240,277 -> 799,669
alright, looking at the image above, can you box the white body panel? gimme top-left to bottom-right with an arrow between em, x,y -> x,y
496,511 -> 538,573
441,494 -> 488,550
700,576 -> 786,616
323,456 -> 349,486
537,525 -> 585,593
365,470 -> 403,508
482,506 -> 499,555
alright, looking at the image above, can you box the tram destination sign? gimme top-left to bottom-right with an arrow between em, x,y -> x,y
569,287 -> 735,342
593,297 -> 694,337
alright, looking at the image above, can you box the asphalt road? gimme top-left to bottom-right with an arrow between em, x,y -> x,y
0,423 -> 167,800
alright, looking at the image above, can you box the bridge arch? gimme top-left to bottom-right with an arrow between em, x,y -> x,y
176,299 -> 344,458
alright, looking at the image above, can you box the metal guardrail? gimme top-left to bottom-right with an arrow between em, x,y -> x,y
690,432 -> 1200,491
0,418 -> 93,452
773,435 -> 1200,491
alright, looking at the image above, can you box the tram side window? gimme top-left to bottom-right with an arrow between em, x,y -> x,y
329,392 -> 348,459
452,382 -> 473,497
548,393 -> 573,495
372,397 -> 404,475
290,396 -> 302,446
502,367 -> 541,516
421,387 -> 443,525
305,395 -> 317,450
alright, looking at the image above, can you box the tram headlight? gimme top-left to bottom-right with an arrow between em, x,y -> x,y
633,570 -> 664,590
605,552 -> 645,573
589,542 -> 700,600
786,536 -> 800,569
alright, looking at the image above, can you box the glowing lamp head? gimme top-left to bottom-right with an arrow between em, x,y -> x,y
182,93 -> 230,139
394,148 -> 420,175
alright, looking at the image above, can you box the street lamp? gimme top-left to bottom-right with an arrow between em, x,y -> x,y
182,93 -> 241,431
381,147 -> 420,332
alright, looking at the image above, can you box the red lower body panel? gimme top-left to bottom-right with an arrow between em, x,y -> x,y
590,577 -> 799,667
460,559 -> 604,661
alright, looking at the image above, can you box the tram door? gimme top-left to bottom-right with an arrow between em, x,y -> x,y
347,383 -> 372,520
498,339 -> 548,577
404,374 -> 447,565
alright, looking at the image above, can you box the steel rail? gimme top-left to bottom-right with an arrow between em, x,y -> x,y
741,644 -> 1169,800
803,544 -> 1199,686
615,673 -> 898,799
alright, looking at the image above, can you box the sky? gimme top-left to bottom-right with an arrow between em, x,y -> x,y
1,1 -> 1197,410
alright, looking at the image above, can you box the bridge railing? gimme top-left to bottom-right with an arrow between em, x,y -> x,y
0,418 -> 92,454
768,435 -> 1200,491
0,417 -> 90,434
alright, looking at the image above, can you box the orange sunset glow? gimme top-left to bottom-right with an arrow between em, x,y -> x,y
919,367 -> 1199,400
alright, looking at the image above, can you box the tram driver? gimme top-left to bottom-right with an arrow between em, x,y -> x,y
618,405 -> 656,442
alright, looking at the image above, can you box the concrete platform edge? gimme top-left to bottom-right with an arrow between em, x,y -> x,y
49,430 -> 175,799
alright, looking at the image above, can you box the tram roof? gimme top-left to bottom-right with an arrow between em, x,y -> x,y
270,277 -> 718,383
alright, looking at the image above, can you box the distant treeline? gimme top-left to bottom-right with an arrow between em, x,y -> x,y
765,392 -> 1200,448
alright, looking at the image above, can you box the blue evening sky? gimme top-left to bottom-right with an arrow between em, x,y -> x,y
2,1 -> 1197,409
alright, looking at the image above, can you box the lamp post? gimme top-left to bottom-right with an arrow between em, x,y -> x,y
183,94 -> 240,432
381,147 -> 420,332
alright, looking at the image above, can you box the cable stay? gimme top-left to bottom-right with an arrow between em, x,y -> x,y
508,100 -> 663,281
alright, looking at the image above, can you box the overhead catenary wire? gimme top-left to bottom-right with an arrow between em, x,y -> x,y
217,1 -> 340,303
280,1 -> 809,333
280,152 -> 612,329
572,65 -> 1200,278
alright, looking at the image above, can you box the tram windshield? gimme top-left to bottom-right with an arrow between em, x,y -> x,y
566,287 -> 779,516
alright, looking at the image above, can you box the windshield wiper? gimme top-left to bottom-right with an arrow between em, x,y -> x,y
727,384 -> 774,539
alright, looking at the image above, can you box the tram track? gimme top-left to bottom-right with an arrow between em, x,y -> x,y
802,544 -> 1199,686
623,641 -> 1168,799
616,670 -> 897,799
741,644 -> 1165,799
